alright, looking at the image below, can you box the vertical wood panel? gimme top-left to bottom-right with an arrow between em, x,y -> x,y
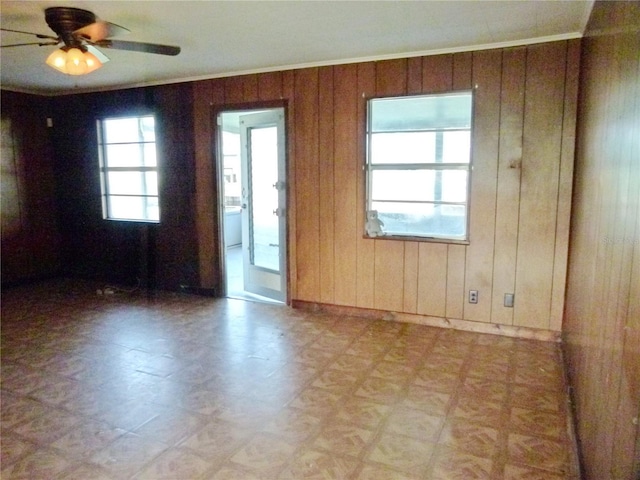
224,77 -> 244,104
463,49 -> 502,322
242,74 -> 259,102
446,245 -> 466,318
333,64 -> 359,306
490,47 -> 526,325
403,242 -> 419,313
258,72 -> 283,101
422,54 -> 453,93
417,243 -> 447,317
294,68 -> 320,301
514,42 -> 567,329
375,58 -> 408,96
550,39 -> 580,331
453,52 -> 473,90
356,62 -> 376,308
318,67 -> 335,304
407,57 -> 423,94
374,240 -> 406,312
193,80 -> 217,288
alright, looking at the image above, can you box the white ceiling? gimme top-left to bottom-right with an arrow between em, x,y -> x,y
1,0 -> 594,96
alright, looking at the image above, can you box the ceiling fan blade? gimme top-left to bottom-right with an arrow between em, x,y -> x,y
95,39 -> 180,56
0,27 -> 58,41
1,41 -> 60,48
73,21 -> 129,42
86,44 -> 110,63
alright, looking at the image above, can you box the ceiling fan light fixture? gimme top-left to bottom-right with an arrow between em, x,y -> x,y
45,48 -> 67,73
45,47 -> 103,75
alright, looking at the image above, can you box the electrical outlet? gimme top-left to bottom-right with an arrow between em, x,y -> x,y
504,293 -> 514,308
469,290 -> 478,304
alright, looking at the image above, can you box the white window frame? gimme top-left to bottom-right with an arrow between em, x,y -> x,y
365,91 -> 473,243
97,114 -> 160,223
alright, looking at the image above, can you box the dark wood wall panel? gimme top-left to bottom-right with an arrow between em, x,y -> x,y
46,84 -> 199,290
564,1 -> 640,478
0,91 -> 60,284
193,41 -> 579,333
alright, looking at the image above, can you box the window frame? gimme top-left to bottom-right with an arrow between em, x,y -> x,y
365,90 -> 474,244
97,113 -> 160,223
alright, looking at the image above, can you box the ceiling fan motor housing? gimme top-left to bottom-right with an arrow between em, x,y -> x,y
45,7 -> 96,47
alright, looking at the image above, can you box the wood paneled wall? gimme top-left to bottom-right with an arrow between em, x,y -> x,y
563,1 -> 640,478
194,40 -> 580,332
1,91 -> 60,284
48,84 -> 200,290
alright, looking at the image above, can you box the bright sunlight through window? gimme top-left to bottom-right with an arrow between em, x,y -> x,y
98,115 -> 160,222
366,91 -> 473,242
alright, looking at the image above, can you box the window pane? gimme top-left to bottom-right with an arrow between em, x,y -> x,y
371,169 -> 433,202
108,196 -> 159,222
104,143 -> 157,167
370,132 -> 436,164
370,93 -> 472,132
103,116 -> 155,143
372,201 -> 467,239
107,171 -> 158,196
442,130 -> 471,163
371,169 -> 467,203
440,170 -> 468,203
249,126 -> 280,272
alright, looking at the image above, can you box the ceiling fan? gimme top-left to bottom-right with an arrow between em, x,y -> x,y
1,6 -> 180,75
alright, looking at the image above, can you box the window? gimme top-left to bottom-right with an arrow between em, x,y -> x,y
366,91 -> 473,242
97,115 -> 160,222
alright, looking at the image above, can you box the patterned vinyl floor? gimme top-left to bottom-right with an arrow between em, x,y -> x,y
0,279 -> 580,479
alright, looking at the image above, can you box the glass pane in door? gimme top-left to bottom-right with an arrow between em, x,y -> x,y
248,126 -> 279,272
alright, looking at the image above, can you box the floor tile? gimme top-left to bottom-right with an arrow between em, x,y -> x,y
312,421 -> 375,458
438,419 -> 499,458
278,448 -> 360,479
49,420 -> 126,459
382,407 -> 444,442
229,433 -> 296,476
89,433 -> 168,479
334,397 -> 392,430
367,432 -> 436,475
1,448 -> 73,480
134,447 -> 213,479
427,445 -> 494,479
507,433 -> 570,474
178,418 -> 251,462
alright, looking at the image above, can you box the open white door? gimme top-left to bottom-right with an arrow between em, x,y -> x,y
239,109 -> 286,302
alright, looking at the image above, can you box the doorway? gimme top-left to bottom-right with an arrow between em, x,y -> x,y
218,107 -> 287,303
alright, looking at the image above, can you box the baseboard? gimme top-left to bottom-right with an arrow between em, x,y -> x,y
292,300 -> 561,343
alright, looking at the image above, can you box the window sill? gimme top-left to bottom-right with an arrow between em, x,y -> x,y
363,233 -> 469,245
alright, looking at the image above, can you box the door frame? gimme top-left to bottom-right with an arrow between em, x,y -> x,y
211,100 -> 289,303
